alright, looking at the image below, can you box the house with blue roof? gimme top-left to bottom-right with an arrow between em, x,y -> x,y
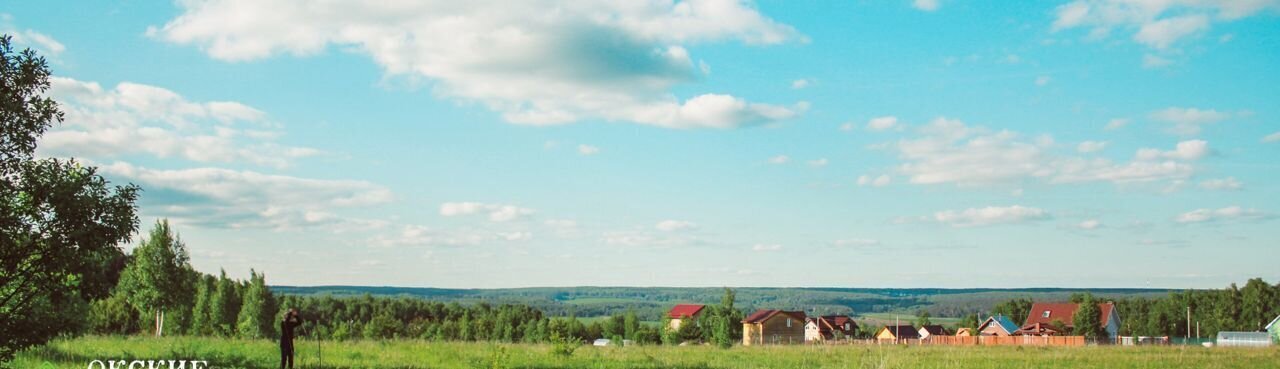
977,315 -> 1019,336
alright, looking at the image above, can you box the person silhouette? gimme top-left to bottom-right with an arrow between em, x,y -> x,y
280,308 -> 304,369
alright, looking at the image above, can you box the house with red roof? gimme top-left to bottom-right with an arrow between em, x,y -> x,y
1018,302 -> 1121,339
741,309 -> 806,345
804,315 -> 858,342
666,304 -> 705,331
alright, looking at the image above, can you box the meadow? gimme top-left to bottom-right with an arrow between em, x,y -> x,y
14,336 -> 1280,369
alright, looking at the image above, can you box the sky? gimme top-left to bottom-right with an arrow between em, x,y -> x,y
5,0 -> 1279,289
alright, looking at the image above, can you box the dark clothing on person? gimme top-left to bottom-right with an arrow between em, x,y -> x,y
280,315 -> 303,369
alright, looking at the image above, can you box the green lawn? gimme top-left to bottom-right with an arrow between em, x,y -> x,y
14,336 -> 1280,369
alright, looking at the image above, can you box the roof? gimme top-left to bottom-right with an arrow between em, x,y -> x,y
741,309 -> 805,324
979,315 -> 1020,334
1022,302 -> 1116,328
878,325 -> 921,339
807,315 -> 858,335
1217,331 -> 1272,340
668,304 -> 705,319
955,328 -> 975,336
919,325 -> 948,335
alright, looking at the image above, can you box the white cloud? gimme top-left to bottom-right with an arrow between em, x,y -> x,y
1134,140 -> 1208,161
440,202 -> 535,222
857,174 -> 891,187
1142,54 -> 1174,68
602,229 -> 700,248
1,16 -> 66,57
768,155 -> 790,164
1078,219 -> 1102,230
98,161 -> 392,230
807,158 -> 828,167
891,118 -> 1207,187
1199,177 -> 1242,191
912,0 -> 940,11
1176,206 -> 1269,223
1263,132 -> 1280,143
1104,118 -> 1130,130
1050,1 -> 1279,50
1035,76 -> 1051,86
1077,141 -> 1108,153
1150,107 -> 1232,136
370,224 -> 525,248
791,79 -> 811,89
839,122 -> 856,131
932,205 -> 1050,227
39,77 -> 316,169
1134,14 -> 1209,49
866,116 -> 900,132
751,243 -> 782,252
151,0 -> 804,129
655,220 -> 697,232
577,144 -> 601,156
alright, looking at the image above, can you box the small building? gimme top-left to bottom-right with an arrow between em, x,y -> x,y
742,309 -> 806,345
955,328 -> 975,337
667,304 -> 706,331
1021,302 -> 1121,338
1267,315 -> 1280,344
1216,331 -> 1272,347
875,325 -> 920,341
804,315 -> 858,342
918,324 -> 949,338
977,315 -> 1019,336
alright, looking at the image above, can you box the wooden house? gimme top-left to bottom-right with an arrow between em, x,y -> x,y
804,315 -> 858,342
1019,302 -> 1121,338
954,327 -> 975,337
977,315 -> 1019,336
875,325 -> 920,340
918,324 -> 949,338
741,309 -> 806,345
667,304 -> 705,331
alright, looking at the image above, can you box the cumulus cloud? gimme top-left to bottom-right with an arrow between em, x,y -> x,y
369,224 -> 528,247
1078,219 -> 1102,230
912,0 -> 940,11
790,79 -> 811,89
1263,132 -> 1280,143
1175,206 -> 1269,223
1150,107 -> 1232,136
767,155 -> 790,164
857,174 -> 891,187
577,144 -> 601,156
832,238 -> 880,247
1077,141 -> 1108,153
440,202 -> 535,222
932,205 -> 1050,227
98,161 -> 392,230
151,0 -> 804,129
1142,54 -> 1174,68
40,77 -> 317,169
1050,1 -> 1278,50
892,117 -> 1207,187
1,15 -> 66,57
751,243 -> 782,252
1104,118 -> 1130,130
807,158 -> 828,167
655,220 -> 697,232
866,116 -> 900,132
1199,177 -> 1242,191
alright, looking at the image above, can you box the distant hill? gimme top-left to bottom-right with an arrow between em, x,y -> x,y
272,285 -> 1173,321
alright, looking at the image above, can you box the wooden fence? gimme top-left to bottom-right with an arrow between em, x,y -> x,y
824,336 -> 1087,347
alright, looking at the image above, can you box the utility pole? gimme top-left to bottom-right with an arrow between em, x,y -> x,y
1186,306 -> 1191,340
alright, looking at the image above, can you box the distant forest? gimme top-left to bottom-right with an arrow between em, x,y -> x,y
272,285 -> 1173,321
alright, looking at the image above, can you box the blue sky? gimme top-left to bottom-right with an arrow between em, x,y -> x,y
6,0 -> 1279,288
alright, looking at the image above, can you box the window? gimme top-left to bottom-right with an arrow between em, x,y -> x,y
786,318 -> 792,328
845,323 -> 851,331
1042,311 -> 1051,318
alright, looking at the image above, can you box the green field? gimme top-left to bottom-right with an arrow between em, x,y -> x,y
14,336 -> 1280,369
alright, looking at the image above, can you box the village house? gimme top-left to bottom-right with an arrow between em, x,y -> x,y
875,325 -> 920,341
977,315 -> 1019,336
742,309 -> 806,345
803,315 -> 858,342
954,327 -> 975,337
666,304 -> 705,331
1018,302 -> 1120,339
918,324 -> 949,339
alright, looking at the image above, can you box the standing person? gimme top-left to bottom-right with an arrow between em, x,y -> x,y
280,308 -> 304,369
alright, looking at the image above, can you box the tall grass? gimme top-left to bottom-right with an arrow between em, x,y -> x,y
13,336 -> 1280,369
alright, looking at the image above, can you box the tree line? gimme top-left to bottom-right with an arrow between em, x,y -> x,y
983,280 -> 1280,338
